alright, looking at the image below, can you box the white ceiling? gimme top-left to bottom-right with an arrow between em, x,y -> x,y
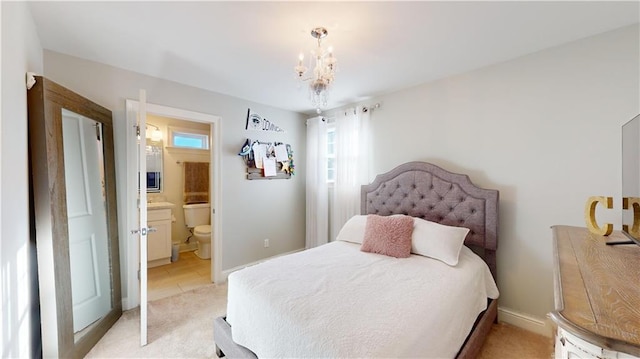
28,1 -> 639,115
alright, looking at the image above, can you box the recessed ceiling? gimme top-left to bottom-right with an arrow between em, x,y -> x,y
28,1 -> 639,115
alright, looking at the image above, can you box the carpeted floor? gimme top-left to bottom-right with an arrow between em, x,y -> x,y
478,322 -> 553,359
86,284 -> 228,358
86,283 -> 553,358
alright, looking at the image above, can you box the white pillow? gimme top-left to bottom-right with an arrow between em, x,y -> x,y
335,215 -> 368,244
411,217 -> 470,266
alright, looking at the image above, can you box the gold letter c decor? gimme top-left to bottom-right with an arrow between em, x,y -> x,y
623,197 -> 640,238
584,196 -> 613,236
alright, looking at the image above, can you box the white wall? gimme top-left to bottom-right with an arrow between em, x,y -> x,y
337,25 -> 639,324
1,2 -> 43,357
42,51 -> 307,303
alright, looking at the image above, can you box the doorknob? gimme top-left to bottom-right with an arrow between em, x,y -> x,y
130,227 -> 157,235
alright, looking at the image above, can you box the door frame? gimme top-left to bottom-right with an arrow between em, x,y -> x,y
124,100 -> 222,309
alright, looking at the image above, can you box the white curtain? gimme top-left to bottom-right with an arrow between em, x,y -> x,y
305,116 -> 329,249
332,107 -> 370,239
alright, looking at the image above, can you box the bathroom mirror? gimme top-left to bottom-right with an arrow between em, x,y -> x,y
146,141 -> 163,192
28,76 -> 121,358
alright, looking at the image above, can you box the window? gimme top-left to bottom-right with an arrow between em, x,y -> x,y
168,126 -> 209,150
327,126 -> 336,183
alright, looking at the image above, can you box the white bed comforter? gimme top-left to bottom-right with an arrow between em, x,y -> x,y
226,241 -> 499,358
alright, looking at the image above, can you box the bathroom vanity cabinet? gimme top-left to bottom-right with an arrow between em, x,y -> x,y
147,203 -> 174,268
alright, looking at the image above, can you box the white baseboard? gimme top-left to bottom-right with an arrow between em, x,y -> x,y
220,248 -> 305,282
498,306 -> 553,338
122,297 -> 133,311
179,242 -> 198,253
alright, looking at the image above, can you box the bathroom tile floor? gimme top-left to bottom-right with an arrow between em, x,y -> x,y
147,250 -> 212,302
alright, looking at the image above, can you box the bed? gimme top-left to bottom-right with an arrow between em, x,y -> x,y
214,161 -> 499,358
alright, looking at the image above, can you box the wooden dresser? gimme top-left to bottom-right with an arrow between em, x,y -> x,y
550,225 -> 640,359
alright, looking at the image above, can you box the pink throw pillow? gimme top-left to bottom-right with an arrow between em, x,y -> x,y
360,215 -> 413,258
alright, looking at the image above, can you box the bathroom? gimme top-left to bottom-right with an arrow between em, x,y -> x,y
144,114 -> 213,301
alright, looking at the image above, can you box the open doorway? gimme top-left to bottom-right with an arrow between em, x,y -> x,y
145,115 -> 213,301
124,101 -> 222,310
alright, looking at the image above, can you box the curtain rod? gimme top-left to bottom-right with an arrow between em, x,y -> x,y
362,103 -> 381,113
323,103 -> 382,119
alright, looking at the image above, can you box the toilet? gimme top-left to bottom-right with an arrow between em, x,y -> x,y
183,203 -> 212,259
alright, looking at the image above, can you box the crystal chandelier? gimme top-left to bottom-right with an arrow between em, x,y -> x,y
295,27 -> 337,114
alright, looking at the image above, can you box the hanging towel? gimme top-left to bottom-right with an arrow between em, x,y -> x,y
183,161 -> 209,204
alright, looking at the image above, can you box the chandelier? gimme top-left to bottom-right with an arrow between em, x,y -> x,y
295,27 -> 337,114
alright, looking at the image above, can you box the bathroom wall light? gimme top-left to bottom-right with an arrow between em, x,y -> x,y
146,123 -> 163,142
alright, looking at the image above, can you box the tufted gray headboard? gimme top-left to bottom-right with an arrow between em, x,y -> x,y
361,161 -> 499,279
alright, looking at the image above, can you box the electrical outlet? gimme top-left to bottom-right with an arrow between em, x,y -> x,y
264,238 -> 270,248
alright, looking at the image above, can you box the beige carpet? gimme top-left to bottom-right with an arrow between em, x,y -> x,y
87,284 -> 553,358
86,284 -> 227,358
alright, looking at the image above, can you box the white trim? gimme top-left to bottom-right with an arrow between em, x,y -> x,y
498,306 -> 553,338
124,100 -> 223,310
164,146 -> 209,154
219,248 -> 305,282
121,297 -> 130,310
168,125 -> 210,149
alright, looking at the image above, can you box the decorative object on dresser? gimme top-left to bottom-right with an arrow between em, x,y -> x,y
584,196 -> 613,236
549,225 -> 640,359
214,161 -> 499,358
623,196 -> 640,242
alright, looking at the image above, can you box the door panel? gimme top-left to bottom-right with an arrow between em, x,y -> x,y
62,110 -> 111,333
